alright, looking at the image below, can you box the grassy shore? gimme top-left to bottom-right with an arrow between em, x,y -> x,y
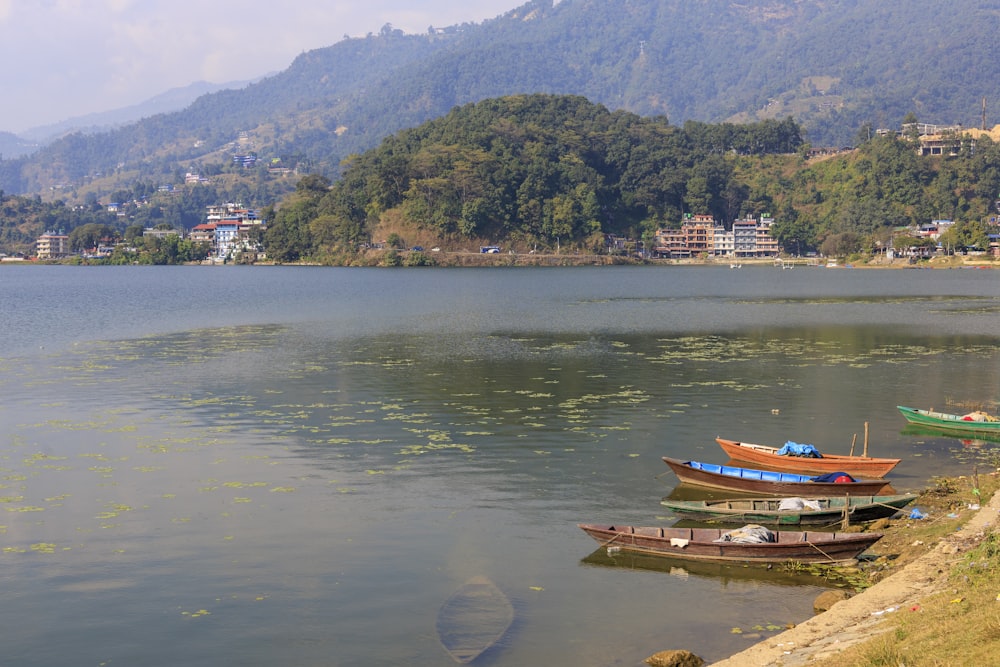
804,470 -> 1000,667
710,466 -> 1000,666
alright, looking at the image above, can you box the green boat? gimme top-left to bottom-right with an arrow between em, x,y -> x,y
660,493 -> 918,525
897,405 -> 1000,436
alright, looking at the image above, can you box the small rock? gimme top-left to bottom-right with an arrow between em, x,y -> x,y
813,589 -> 851,612
645,649 -> 706,667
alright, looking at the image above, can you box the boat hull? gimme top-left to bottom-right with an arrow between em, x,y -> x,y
578,524 -> 882,564
437,576 -> 513,664
662,456 -> 891,496
660,493 -> 917,525
716,437 -> 900,477
897,405 -> 1000,435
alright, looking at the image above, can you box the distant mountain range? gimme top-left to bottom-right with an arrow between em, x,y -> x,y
0,79 -> 258,160
18,79 -> 259,145
2,0 -> 998,196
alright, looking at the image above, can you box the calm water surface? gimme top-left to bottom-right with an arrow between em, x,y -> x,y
1,265 -> 998,666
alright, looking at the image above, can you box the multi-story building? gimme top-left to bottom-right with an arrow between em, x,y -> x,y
36,231 -> 70,259
884,122 -> 1000,156
684,215 -> 715,255
653,227 -> 691,257
189,223 -> 216,246
202,203 -> 265,260
732,218 -> 758,258
215,221 -> 241,258
755,216 -> 780,257
713,225 -> 734,256
654,214 -> 779,259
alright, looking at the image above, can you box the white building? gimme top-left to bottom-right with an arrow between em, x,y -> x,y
36,231 -> 70,259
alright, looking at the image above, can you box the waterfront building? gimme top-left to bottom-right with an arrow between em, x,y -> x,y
653,214 -> 779,258
36,231 -> 70,259
203,203 -> 265,260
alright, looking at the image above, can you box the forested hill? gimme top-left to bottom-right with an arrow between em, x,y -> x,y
3,0 -> 1000,197
260,94 -> 1000,264
262,94 -> 803,262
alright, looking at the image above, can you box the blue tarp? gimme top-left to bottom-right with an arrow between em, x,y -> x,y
776,441 -> 823,458
812,471 -> 856,483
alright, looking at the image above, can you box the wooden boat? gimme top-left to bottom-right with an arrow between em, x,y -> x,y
578,523 -> 883,564
897,405 -> 1000,436
436,576 -> 513,664
715,437 -> 900,477
661,456 -> 891,496
660,493 -> 918,525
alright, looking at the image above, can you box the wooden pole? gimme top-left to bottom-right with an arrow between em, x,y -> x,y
863,422 -> 869,457
849,434 -> 857,457
842,493 -> 850,530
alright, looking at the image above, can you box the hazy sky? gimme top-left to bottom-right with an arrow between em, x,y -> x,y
0,0 -> 518,133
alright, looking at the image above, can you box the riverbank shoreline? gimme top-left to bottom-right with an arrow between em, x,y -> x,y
708,479 -> 1000,666
340,250 -> 996,269
8,248 -> 997,269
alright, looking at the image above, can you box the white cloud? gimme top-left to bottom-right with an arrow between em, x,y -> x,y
0,0 -> 517,133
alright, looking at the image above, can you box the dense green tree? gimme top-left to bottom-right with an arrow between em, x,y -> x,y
68,223 -> 117,251
820,231 -> 862,257
123,223 -> 144,244
261,175 -> 330,261
939,219 -> 991,251
771,211 -> 817,256
301,94 -> 801,257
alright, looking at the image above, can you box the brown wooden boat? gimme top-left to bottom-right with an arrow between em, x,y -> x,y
578,523 -> 883,564
436,576 -> 513,664
716,437 -> 901,477
662,456 -> 891,496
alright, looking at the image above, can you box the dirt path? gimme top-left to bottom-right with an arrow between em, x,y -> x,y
709,488 -> 1000,666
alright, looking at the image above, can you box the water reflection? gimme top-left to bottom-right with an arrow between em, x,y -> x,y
901,424 -> 1000,447
581,547 -> 850,589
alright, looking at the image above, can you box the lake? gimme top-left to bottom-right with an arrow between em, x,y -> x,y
1,264 -> 998,666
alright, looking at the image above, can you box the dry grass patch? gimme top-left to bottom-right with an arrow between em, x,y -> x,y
806,471 -> 1000,667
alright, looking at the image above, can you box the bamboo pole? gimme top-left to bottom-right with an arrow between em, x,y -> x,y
863,422 -> 869,457
849,433 -> 857,457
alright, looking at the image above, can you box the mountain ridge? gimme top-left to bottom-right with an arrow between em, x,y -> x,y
16,78 -> 261,147
1,0 -> 997,197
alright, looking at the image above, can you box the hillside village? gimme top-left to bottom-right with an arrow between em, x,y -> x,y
24,206 -> 999,264
32,202 -> 265,263
8,116 -> 1000,265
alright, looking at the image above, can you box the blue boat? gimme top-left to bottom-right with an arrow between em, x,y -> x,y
661,456 -> 891,496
